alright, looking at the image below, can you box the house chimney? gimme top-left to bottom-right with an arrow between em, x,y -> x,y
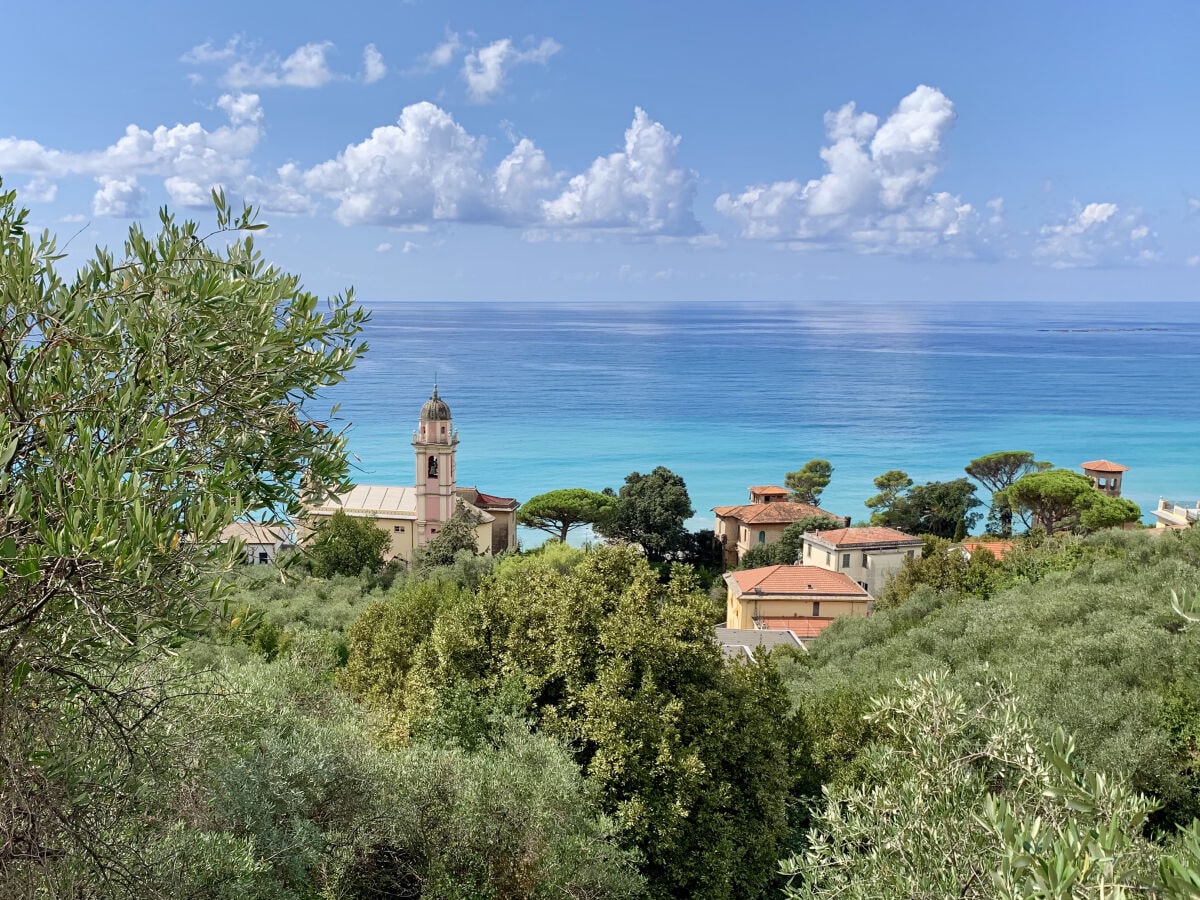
844,516 -> 851,527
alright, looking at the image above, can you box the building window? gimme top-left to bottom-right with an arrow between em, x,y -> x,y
841,553 -> 851,568
859,581 -> 868,591
758,530 -> 766,544
812,601 -> 820,617
825,551 -> 831,565
906,549 -> 914,558
394,525 -> 405,533
257,551 -> 268,564
806,545 -> 812,558
862,553 -> 869,566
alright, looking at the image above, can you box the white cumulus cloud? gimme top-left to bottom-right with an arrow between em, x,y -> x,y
302,103 -> 698,236
1035,202 -> 1158,268
21,177 -> 57,203
93,175 -> 144,217
715,85 -> 993,256
462,37 -> 561,103
304,101 -> 491,226
0,93 -> 266,210
541,107 -> 699,235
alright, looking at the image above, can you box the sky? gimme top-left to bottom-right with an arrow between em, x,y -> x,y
4,0 -> 1200,302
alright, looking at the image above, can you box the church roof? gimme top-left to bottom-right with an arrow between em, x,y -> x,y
420,386 -> 452,421
459,487 -> 520,510
308,484 -> 417,519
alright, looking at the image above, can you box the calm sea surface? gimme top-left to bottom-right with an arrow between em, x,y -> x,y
323,301 -> 1200,541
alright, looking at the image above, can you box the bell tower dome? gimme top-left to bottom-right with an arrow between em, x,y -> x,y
413,386 -> 459,546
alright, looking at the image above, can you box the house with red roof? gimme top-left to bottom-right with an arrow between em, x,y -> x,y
801,526 -> 923,596
957,539 -> 1015,561
712,485 -> 843,566
723,564 -> 872,634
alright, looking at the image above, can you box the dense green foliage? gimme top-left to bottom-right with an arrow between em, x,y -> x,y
416,498 -> 483,568
783,673 -> 1200,899
785,459 -> 833,505
1007,467 -> 1141,535
308,508 -> 390,577
779,527 -> 1200,835
517,487 -> 617,542
867,474 -> 982,538
596,466 -> 695,562
347,544 -> 795,899
0,185 -> 367,888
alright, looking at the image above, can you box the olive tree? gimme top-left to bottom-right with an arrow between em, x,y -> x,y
0,184 -> 367,887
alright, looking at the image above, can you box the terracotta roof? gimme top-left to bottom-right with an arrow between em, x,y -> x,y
748,485 -> 790,495
757,617 -> 837,639
459,487 -> 520,510
805,526 -> 921,548
713,500 -> 838,525
960,539 -> 1014,560
1081,459 -> 1129,473
728,565 -> 869,598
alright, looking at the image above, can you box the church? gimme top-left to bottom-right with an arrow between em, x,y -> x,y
303,388 -> 520,563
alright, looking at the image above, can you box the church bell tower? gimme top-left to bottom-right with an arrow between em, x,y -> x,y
413,386 -> 459,546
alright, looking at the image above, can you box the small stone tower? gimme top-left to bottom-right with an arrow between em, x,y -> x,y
413,386 -> 459,546
1081,459 -> 1129,497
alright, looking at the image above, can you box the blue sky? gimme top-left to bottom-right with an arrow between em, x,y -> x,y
4,1 -> 1199,301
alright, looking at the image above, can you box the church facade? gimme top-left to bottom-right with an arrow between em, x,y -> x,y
303,388 -> 519,563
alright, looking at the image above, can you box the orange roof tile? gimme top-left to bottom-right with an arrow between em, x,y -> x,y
805,526 -> 921,548
729,565 -> 869,597
1081,459 -> 1129,473
960,539 -> 1014,560
758,617 -> 837,639
713,501 -> 839,525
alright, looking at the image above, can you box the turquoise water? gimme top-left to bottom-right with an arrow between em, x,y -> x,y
324,301 -> 1200,542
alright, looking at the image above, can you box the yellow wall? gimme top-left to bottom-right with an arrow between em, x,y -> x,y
725,589 -> 869,629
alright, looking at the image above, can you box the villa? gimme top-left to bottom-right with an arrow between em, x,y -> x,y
303,388 -> 519,564
723,564 -> 871,637
800,526 -> 923,595
713,485 -> 843,566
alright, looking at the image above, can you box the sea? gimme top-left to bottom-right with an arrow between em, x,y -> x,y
323,300 -> 1200,543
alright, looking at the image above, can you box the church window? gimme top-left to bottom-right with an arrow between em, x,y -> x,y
758,530 -> 766,544
428,455 -> 438,477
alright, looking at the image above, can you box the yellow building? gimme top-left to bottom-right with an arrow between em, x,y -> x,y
724,564 -> 871,638
713,485 -> 843,567
303,388 -> 519,563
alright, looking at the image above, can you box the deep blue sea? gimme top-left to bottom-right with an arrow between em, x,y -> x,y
324,301 -> 1200,543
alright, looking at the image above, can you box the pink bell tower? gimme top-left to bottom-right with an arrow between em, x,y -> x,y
413,386 -> 459,546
